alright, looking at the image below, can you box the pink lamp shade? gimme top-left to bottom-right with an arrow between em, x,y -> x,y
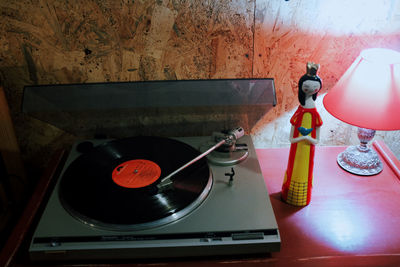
323,48 -> 400,131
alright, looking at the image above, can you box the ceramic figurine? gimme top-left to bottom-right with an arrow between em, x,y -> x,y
281,62 -> 323,206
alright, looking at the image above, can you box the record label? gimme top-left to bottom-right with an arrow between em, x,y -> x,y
112,159 -> 161,188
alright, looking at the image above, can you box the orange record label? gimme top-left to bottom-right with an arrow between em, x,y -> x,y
112,159 -> 161,188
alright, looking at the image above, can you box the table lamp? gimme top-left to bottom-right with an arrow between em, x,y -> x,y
323,48 -> 400,175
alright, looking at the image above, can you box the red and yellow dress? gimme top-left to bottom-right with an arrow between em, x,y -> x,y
282,106 -> 323,206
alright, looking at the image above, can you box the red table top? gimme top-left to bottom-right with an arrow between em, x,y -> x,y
2,142 -> 400,267
256,140 -> 400,266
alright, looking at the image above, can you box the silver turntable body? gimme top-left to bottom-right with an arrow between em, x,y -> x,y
29,134 -> 280,261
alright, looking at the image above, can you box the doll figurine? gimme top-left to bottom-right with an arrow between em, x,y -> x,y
281,62 -> 323,206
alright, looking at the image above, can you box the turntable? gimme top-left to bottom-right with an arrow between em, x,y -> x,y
23,79 -> 280,261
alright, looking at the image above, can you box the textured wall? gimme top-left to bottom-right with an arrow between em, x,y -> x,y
0,0 -> 400,178
251,0 -> 400,158
0,0 -> 255,175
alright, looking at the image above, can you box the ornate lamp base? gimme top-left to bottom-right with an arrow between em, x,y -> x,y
336,128 -> 383,176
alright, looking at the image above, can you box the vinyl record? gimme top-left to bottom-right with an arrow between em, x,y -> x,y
59,136 -> 212,231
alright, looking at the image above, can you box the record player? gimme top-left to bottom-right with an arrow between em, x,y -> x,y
23,79 -> 280,261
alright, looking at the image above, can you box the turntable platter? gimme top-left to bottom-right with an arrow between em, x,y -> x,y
59,136 -> 212,231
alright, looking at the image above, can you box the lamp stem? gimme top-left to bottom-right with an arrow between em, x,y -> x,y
357,128 -> 375,152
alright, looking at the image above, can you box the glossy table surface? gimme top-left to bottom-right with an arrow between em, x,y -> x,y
2,141 -> 400,266
256,141 -> 400,266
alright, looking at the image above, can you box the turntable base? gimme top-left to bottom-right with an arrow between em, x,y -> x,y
28,135 -> 280,261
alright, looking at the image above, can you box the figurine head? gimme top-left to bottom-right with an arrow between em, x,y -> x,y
298,62 -> 322,106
